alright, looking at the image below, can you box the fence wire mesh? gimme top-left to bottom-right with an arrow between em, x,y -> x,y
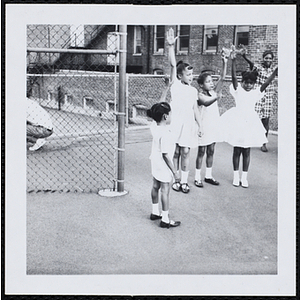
27,25 -> 120,193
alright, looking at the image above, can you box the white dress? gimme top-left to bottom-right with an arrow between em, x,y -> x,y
198,95 -> 223,146
220,83 -> 268,148
170,78 -> 199,148
149,122 -> 176,183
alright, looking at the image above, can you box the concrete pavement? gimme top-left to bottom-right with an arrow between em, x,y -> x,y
27,127 -> 277,275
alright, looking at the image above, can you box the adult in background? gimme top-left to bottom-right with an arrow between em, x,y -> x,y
27,98 -> 53,151
240,46 -> 278,152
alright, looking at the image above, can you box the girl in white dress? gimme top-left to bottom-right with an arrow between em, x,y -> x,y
194,52 -> 228,188
221,50 -> 278,187
167,28 -> 202,194
147,102 -> 181,228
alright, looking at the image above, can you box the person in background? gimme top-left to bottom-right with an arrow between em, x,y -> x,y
27,98 -> 53,151
240,46 -> 278,152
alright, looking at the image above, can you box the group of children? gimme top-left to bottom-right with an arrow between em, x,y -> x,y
147,28 -> 278,228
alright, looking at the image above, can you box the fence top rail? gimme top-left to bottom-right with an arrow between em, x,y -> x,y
27,47 -> 117,55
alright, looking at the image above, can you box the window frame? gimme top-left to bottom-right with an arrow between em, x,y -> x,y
133,25 -> 142,55
176,25 -> 190,55
203,25 -> 219,53
153,25 -> 165,55
234,25 -> 250,47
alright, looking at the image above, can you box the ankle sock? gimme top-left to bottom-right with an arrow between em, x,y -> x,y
195,169 -> 201,181
233,170 -> 240,185
205,167 -> 212,179
181,170 -> 189,184
152,203 -> 160,216
162,210 -> 169,223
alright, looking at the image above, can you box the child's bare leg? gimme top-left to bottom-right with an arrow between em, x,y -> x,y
206,143 -> 215,168
180,147 -> 190,172
180,147 -> 190,192
232,147 -> 242,186
241,147 -> 250,187
151,177 -> 161,218
233,147 -> 242,170
196,146 -> 205,169
242,147 -> 250,172
173,144 -> 181,172
195,146 -> 205,185
160,182 -> 170,212
151,177 -> 160,205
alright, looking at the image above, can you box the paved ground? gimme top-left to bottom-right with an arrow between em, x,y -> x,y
27,127 -> 277,275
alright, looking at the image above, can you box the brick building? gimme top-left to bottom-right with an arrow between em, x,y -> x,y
27,24 -> 278,75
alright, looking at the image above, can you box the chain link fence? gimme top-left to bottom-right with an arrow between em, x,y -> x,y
27,25 -> 120,193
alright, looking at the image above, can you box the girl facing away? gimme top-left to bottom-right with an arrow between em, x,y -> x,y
147,102 -> 181,228
166,27 -> 202,194
221,47 -> 278,187
194,51 -> 228,188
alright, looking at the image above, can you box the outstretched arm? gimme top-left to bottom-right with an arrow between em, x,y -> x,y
260,66 -> 278,92
231,55 -> 238,90
239,44 -> 255,71
167,28 -> 178,84
198,91 -> 220,107
214,55 -> 228,93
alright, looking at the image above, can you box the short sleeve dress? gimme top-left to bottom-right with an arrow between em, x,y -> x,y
149,122 -> 176,183
254,64 -> 277,119
220,83 -> 268,148
170,78 -> 199,148
197,92 -> 223,146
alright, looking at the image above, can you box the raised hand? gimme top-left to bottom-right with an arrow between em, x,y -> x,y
238,44 -> 247,56
166,28 -> 178,46
230,45 -> 237,60
221,47 -> 231,59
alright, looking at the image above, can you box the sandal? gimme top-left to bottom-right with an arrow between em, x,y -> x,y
181,183 -> 190,193
172,182 -> 181,192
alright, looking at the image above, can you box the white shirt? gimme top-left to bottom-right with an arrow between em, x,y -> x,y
27,98 -> 53,130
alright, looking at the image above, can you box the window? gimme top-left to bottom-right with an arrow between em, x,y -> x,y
176,25 -> 190,54
203,25 -> 218,53
70,24 -> 85,47
154,25 -> 165,54
235,25 -> 249,46
134,26 -> 142,55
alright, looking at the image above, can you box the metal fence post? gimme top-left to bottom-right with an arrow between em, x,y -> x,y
117,25 -> 127,192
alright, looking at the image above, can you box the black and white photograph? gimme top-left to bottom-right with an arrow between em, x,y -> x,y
5,4 -> 296,296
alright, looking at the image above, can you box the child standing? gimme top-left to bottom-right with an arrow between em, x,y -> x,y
167,27 -> 202,194
240,46 -> 278,152
147,102 -> 181,228
221,47 -> 278,187
194,51 -> 228,187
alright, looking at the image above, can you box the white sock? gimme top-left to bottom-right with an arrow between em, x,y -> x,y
233,170 -> 240,185
181,170 -> 189,184
205,167 -> 212,178
195,169 -> 201,181
152,203 -> 160,216
162,210 -> 169,223
241,171 -> 248,187
241,171 -> 248,181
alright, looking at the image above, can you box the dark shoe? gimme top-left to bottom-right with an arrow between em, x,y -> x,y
160,220 -> 181,228
261,144 -> 268,152
172,182 -> 181,192
181,183 -> 190,193
204,177 -> 219,185
150,213 -> 162,220
194,179 -> 203,188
